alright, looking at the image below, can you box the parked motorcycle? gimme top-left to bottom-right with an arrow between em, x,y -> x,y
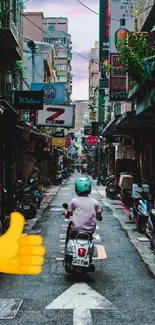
13,180 -> 37,220
100,172 -> 107,186
129,183 -> 150,233
146,192 -> 155,251
63,203 -> 95,274
105,175 -> 118,199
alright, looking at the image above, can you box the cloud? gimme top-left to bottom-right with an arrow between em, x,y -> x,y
25,0 -> 99,100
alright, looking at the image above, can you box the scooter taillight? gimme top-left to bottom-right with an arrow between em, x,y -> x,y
78,248 -> 86,257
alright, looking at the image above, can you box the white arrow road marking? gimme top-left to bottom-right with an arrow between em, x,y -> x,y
73,309 -> 91,325
45,283 -> 117,325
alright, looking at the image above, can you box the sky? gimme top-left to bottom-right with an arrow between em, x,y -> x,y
24,0 -> 99,100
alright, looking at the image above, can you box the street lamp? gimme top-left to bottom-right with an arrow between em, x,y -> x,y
97,136 -> 102,186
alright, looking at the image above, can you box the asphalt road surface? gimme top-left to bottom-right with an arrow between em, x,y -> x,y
0,172 -> 155,325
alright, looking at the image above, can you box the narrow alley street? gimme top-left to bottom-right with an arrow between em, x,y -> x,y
0,173 -> 155,325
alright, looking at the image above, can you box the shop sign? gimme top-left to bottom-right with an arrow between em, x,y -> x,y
36,104 -> 75,128
66,137 -> 72,147
52,137 -> 66,147
92,122 -> 106,136
109,53 -> 128,101
99,78 -> 109,89
31,83 -> 66,104
110,0 -> 134,53
14,91 -> 43,110
84,125 -> 92,135
99,0 -> 110,81
85,136 -> 98,145
67,146 -> 77,155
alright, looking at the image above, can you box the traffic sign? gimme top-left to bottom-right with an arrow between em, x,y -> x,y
85,136 -> 98,145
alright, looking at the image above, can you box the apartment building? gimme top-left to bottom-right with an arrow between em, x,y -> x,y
43,17 -> 72,103
23,14 -> 72,103
135,0 -> 155,31
88,41 -> 99,122
74,100 -> 89,133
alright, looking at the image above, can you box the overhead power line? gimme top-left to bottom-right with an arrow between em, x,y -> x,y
23,14 -> 91,62
76,0 -> 154,21
76,0 -> 99,15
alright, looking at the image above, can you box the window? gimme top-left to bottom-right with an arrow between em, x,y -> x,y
48,25 -> 55,30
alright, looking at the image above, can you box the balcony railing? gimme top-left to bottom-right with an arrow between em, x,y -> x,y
0,1 -> 23,58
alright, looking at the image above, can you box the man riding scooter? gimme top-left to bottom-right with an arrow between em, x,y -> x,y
64,177 -> 102,271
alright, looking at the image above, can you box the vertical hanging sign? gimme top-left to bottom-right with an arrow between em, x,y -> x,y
109,0 -> 134,102
99,0 -> 110,83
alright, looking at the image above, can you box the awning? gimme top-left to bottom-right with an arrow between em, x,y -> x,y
116,110 -> 155,131
0,98 -> 18,116
115,111 -> 137,130
102,115 -> 121,137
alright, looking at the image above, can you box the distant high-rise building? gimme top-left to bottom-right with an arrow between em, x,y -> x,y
74,100 -> 89,133
43,17 -> 72,103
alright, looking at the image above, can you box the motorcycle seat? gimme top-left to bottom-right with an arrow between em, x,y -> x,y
70,231 -> 93,240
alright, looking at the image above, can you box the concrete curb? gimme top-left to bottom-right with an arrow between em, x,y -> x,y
94,183 -> 155,276
23,180 -> 67,234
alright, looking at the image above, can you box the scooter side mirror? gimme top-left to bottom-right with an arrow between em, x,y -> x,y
63,203 -> 68,209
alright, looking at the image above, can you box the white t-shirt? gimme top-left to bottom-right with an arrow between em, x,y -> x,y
67,196 -> 101,233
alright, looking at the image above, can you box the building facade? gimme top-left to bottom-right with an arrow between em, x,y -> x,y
43,17 -> 72,103
23,14 -> 73,103
0,0 -> 25,221
88,41 -> 99,122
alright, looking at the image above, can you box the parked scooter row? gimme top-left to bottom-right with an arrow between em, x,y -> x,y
53,168 -> 74,185
13,179 -> 42,220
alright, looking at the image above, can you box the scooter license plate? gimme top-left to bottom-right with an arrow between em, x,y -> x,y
23,205 -> 31,210
72,258 -> 89,267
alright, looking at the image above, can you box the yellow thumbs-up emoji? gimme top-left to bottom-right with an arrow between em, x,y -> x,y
0,212 -> 46,275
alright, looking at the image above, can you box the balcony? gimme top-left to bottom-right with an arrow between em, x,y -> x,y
0,6 -> 23,60
137,0 -> 155,31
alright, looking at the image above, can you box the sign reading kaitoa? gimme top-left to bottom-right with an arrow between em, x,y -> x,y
14,91 -> 43,110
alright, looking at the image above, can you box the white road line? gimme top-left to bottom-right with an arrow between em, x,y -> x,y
59,234 -> 66,238
93,234 -> 101,241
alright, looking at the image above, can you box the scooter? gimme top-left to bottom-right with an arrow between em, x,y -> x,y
129,183 -> 150,233
146,192 -> 155,251
63,203 -> 95,274
105,176 -> 118,199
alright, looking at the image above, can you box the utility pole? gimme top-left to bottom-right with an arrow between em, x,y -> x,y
27,40 -> 37,124
97,136 -> 102,185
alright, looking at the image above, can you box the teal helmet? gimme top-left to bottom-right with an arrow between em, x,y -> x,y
75,177 -> 92,195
